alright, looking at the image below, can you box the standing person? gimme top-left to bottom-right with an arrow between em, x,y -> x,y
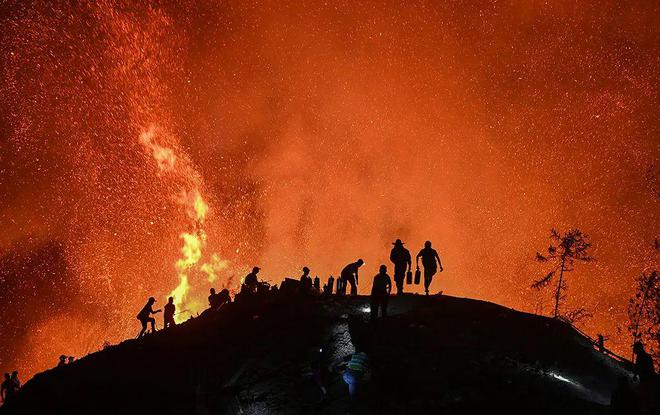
163,297 -> 176,329
327,276 -> 335,295
370,265 -> 392,321
340,259 -> 364,296
136,297 -> 161,338
1,373 -> 12,405
633,341 -> 656,383
416,241 -> 444,295
389,239 -> 411,295
9,372 -> 20,398
57,355 -> 67,367
313,276 -> 321,292
300,266 -> 313,293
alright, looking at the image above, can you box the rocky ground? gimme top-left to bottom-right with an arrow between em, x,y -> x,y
0,292 -> 650,414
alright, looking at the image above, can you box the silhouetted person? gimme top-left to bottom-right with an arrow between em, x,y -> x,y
597,334 -> 606,352
300,266 -> 313,293
610,376 -> 640,415
336,276 -> 343,295
243,267 -> 260,294
326,276 -> 335,295
416,241 -> 443,295
371,264 -> 392,321
1,372 -> 18,405
216,288 -> 231,308
67,356 -> 74,364
633,341 -> 655,383
343,348 -> 370,400
57,355 -> 67,367
164,296 -> 176,329
9,372 -> 19,398
313,276 -> 320,292
1,373 -> 11,405
340,259 -> 364,296
136,297 -> 161,338
208,288 -> 220,309
390,239 -> 411,295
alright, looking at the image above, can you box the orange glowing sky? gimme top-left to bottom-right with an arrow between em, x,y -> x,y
0,0 -> 658,379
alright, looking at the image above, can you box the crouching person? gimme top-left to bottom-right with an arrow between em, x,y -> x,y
342,348 -> 370,400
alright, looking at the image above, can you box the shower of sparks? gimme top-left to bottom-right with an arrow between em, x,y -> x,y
0,0 -> 658,379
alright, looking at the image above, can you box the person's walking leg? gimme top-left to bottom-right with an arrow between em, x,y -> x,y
424,269 -> 434,294
138,320 -> 147,338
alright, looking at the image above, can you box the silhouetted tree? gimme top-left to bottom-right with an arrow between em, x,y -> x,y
627,270 -> 659,361
562,307 -> 592,325
532,229 -> 592,319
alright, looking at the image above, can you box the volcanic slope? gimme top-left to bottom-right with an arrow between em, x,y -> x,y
0,293 -> 639,414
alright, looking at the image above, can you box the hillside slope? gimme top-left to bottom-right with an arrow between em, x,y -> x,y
0,293 -> 638,414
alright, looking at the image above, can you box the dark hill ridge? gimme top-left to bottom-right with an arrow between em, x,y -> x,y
0,294 -> 637,414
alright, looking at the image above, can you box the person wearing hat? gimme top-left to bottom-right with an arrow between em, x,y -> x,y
300,266 -> 313,294
389,239 -> 412,295
136,297 -> 161,338
243,266 -> 261,294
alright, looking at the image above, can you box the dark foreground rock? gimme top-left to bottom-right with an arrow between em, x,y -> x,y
1,293 -> 652,414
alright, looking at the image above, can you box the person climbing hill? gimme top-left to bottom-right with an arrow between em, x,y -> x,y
136,297 -> 161,338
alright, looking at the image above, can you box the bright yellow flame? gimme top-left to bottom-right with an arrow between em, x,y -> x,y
139,127 -> 231,323
194,192 -> 208,223
176,232 -> 203,269
200,253 -> 230,283
169,274 -> 189,306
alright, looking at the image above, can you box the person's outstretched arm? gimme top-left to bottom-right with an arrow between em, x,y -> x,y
436,251 -> 443,272
406,252 -> 412,271
355,270 -> 359,285
416,251 -> 422,269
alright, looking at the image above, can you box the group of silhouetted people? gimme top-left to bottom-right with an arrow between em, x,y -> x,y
57,355 -> 75,367
135,288 -> 234,338
1,371 -> 20,406
134,238 -> 445,336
